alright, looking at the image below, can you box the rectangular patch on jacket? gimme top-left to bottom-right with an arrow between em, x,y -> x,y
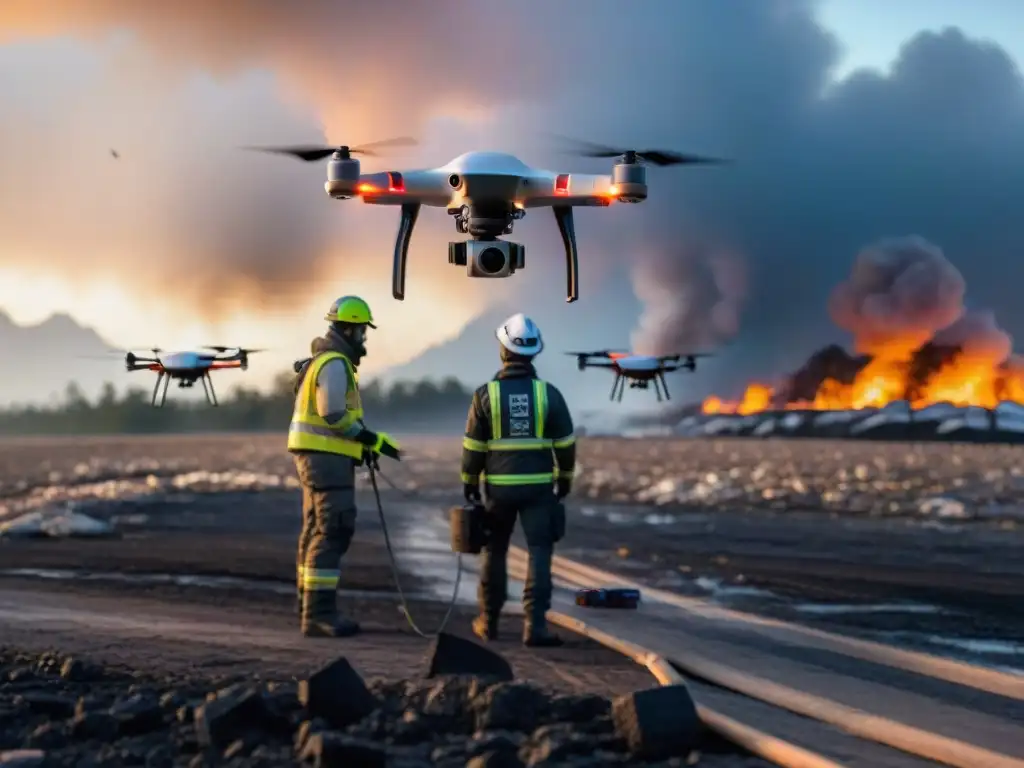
508,393 -> 530,419
509,418 -> 532,436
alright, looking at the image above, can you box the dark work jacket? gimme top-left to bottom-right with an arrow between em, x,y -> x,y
461,361 -> 577,505
292,329 -> 360,395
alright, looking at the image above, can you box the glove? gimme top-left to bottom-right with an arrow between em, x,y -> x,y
355,429 -> 401,461
556,477 -> 572,499
464,483 -> 482,504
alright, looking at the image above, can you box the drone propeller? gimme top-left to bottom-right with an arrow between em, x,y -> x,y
563,350 -> 625,357
203,346 -> 266,355
123,347 -> 161,357
552,134 -> 730,167
242,136 -> 418,162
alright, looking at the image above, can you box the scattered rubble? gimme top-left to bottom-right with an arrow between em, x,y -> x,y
0,508 -> 116,540
5,435 -> 1024,526
0,649 -> 763,767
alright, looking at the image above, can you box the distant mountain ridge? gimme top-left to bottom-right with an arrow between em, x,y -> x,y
375,277 -> 667,414
0,310 -> 125,407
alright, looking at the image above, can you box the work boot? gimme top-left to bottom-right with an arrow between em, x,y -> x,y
523,622 -> 564,648
472,614 -> 500,642
301,591 -> 361,638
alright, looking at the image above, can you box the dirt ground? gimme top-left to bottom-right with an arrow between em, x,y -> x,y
2,433 -> 1023,672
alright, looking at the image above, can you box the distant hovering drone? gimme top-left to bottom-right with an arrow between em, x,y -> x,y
568,350 -> 711,402
125,346 -> 262,407
246,135 -> 729,304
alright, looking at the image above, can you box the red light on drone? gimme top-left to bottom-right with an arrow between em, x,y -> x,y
356,182 -> 377,194
387,172 -> 405,193
554,174 -> 570,195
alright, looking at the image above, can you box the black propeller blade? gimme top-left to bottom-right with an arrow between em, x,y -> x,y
203,346 -> 265,353
552,134 -> 730,167
563,350 -> 624,357
243,136 -> 418,162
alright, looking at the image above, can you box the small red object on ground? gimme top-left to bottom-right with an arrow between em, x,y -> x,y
574,588 -> 641,609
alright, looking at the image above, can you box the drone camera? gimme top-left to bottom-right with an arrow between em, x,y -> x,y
612,162 -> 648,203
449,240 -> 525,278
325,156 -> 361,199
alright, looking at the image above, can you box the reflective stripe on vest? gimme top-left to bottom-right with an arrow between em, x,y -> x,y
287,351 -> 364,458
482,378 -> 553,486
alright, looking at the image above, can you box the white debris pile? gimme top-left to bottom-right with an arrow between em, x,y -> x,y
634,472 -> 742,506
0,477 -> 163,520
169,470 -> 299,491
29,457 -> 189,489
917,496 -> 971,519
0,504 -> 116,539
0,470 -> 301,523
578,465 -> 640,502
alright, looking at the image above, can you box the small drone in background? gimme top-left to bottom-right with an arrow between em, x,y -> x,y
568,350 -> 711,402
124,346 -> 263,407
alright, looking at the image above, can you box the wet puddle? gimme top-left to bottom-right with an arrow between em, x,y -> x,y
793,601 -> 946,615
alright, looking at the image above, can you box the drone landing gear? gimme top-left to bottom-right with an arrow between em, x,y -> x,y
610,374 -> 626,402
152,372 -> 171,408
552,206 -> 580,304
653,372 -> 671,403
392,202 -> 421,301
202,373 -> 219,407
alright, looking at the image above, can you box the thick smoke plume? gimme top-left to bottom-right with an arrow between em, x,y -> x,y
827,236 -> 967,356
934,309 -> 1013,363
5,1 -> 1024,395
773,236 -> 1016,408
0,1 -> 572,321
630,246 -> 747,356
827,236 -> 1014,362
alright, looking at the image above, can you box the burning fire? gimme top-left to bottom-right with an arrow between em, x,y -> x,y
700,236 -> 1024,416
702,338 -> 1024,415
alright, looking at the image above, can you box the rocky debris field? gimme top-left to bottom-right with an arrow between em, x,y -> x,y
0,649 -> 765,768
4,433 -> 1024,524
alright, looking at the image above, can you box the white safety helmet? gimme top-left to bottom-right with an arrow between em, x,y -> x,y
495,313 -> 544,357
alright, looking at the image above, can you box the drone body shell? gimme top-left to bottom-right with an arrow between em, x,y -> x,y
610,354 -> 662,373
325,150 -> 631,209
158,351 -> 207,373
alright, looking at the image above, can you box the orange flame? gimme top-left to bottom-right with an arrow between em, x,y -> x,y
702,339 -> 1024,414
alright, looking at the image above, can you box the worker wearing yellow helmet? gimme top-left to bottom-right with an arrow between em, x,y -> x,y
287,295 -> 401,638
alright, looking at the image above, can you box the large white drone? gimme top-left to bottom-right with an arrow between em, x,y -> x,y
247,136 -> 728,303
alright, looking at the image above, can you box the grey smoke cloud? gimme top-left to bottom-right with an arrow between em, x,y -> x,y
828,235 -> 1014,365
934,309 -> 1014,363
630,245 -> 747,356
828,236 -> 967,354
2,2 -> 1024,395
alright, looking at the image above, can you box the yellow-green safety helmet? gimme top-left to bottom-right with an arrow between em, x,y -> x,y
325,295 -> 376,328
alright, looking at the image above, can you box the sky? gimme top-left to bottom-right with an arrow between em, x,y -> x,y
3,0 -> 1024,403
820,0 -> 1024,77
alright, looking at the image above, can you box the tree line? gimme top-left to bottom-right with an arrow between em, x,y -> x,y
0,372 -> 474,435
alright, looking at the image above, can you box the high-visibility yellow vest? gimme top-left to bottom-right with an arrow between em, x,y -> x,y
287,351 -> 364,458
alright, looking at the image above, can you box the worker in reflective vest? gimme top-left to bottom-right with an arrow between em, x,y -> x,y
460,313 -> 577,647
288,295 -> 400,638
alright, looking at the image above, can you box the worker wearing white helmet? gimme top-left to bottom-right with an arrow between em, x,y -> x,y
460,313 -> 577,647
